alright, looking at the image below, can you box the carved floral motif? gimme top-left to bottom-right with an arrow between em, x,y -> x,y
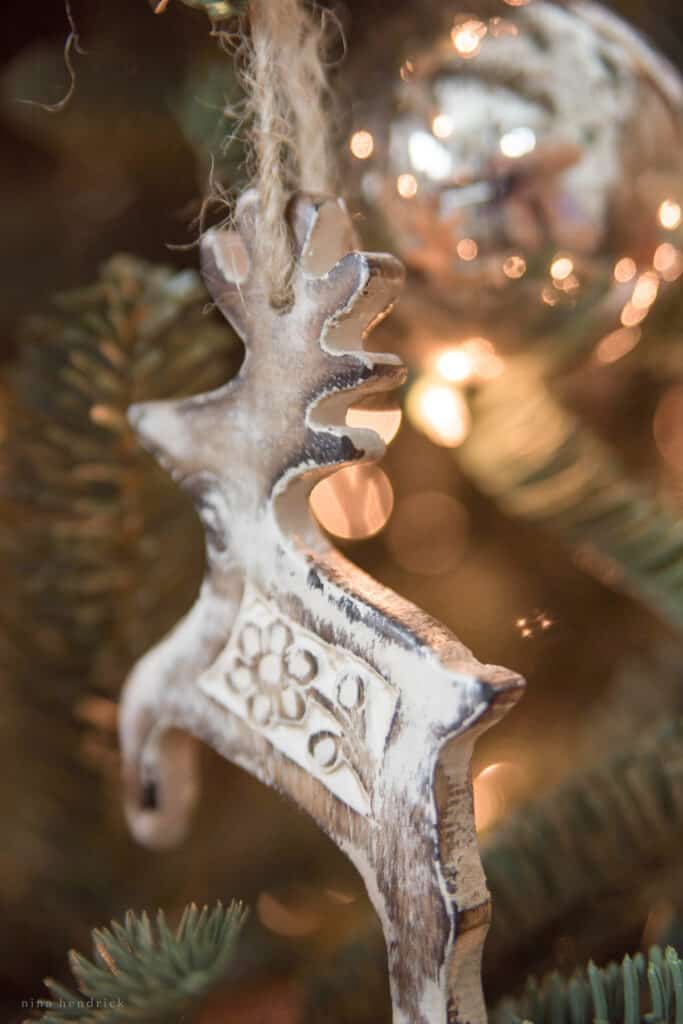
229,619 -> 318,726
198,582 -> 398,816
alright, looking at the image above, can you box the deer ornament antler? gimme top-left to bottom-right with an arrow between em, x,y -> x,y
119,190 -> 524,1024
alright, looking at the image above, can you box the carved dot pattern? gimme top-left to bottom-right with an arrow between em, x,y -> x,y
308,731 -> 341,771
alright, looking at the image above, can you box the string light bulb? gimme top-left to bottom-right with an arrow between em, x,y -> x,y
406,377 -> 471,448
432,113 -> 454,139
613,257 -> 636,283
397,173 -> 418,199
550,255 -> 574,281
503,255 -> 526,279
658,199 -> 682,231
451,19 -> 487,58
434,338 -> 503,384
350,130 -> 374,160
456,238 -> 478,261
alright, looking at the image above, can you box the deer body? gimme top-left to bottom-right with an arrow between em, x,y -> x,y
120,191 -> 523,1024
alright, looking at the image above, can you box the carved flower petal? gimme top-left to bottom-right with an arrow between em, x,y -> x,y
337,673 -> 365,711
230,659 -> 255,695
268,620 -> 293,656
279,687 -> 306,723
286,647 -> 318,687
248,693 -> 273,726
240,622 -> 262,661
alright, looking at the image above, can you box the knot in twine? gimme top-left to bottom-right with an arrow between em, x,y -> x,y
245,0 -> 333,308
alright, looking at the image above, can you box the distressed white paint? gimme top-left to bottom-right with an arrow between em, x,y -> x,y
119,191 -> 524,1024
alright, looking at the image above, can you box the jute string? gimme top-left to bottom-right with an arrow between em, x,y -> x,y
245,0 -> 333,308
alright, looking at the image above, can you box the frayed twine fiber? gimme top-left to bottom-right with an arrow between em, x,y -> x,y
18,0 -> 84,114
245,0 -> 333,308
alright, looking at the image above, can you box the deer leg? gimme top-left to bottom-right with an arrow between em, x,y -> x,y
119,575 -> 241,848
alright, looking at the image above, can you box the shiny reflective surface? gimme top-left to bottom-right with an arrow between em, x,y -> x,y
353,1 -> 683,351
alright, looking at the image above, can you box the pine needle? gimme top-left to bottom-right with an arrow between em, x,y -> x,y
29,901 -> 248,1023
483,718 -> 683,972
494,946 -> 683,1024
0,256 -> 239,975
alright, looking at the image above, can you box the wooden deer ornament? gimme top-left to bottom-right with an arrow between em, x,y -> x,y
119,191 -> 524,1024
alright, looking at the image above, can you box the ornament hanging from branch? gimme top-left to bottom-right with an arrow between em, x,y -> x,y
119,3 -> 524,1023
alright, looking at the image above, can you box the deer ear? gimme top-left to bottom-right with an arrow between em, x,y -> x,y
201,228 -> 252,342
288,194 -> 359,275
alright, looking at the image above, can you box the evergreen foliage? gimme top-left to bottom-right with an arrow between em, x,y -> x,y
494,946 -> 683,1024
0,257 -> 239,979
482,718 -> 683,976
30,901 -> 247,1024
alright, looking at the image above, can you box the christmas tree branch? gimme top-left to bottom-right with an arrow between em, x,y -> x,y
494,946 -> 683,1024
29,901 -> 248,1023
459,357 -> 683,634
0,257 -> 239,978
482,718 -> 683,976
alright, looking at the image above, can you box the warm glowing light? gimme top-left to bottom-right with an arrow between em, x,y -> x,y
436,348 -> 474,384
456,237 -> 478,261
515,610 -> 554,638
451,19 -> 487,58
349,130 -> 374,160
550,255 -> 574,281
594,327 -> 641,364
654,242 -> 683,281
541,286 -> 558,307
386,491 -> 468,576
346,404 -> 402,445
503,255 -> 526,279
502,0 -> 530,6
631,271 -> 659,310
659,199 -> 682,231
489,16 -> 519,37
432,113 -> 454,139
473,762 -> 524,832
399,59 -> 414,81
409,131 -> 453,181
310,465 -> 394,540
620,301 -> 648,328
407,378 -> 471,448
560,273 -> 580,294
654,243 -> 677,273
397,173 -> 418,199
435,338 -> 503,384
499,126 -> 536,159
613,256 -> 636,284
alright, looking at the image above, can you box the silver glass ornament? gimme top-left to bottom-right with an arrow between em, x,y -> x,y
350,1 -> 683,355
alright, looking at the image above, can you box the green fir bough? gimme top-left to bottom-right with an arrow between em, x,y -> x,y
31,901 -> 248,1024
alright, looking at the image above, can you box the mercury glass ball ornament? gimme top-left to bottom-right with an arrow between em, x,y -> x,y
350,1 -> 683,352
